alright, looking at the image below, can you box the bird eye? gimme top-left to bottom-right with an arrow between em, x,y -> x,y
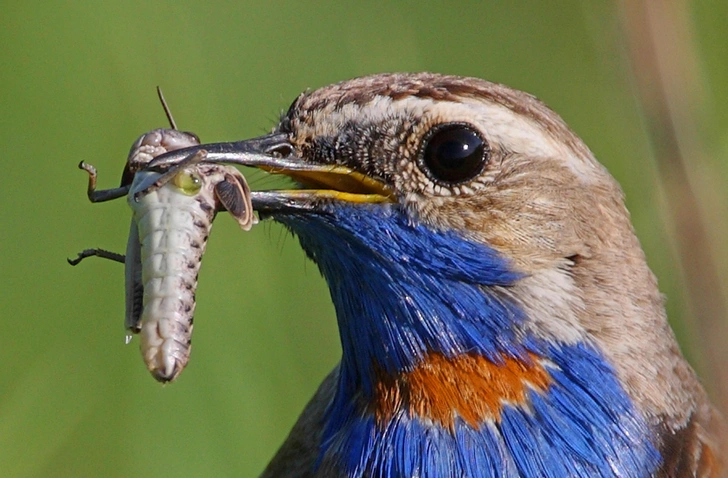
419,123 -> 488,185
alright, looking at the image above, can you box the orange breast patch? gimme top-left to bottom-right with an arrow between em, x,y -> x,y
372,352 -> 552,429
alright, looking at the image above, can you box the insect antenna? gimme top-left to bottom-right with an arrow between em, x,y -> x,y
156,86 -> 177,130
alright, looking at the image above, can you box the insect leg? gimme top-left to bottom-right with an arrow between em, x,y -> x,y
78,161 -> 131,203
67,248 -> 126,266
131,149 -> 208,202
124,221 -> 144,333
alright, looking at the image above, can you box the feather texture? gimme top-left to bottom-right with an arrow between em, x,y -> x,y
254,73 -> 726,477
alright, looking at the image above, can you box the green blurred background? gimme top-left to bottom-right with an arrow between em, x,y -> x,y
1,1 -> 727,476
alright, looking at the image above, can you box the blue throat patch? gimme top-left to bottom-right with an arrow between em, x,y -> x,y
276,203 -> 661,477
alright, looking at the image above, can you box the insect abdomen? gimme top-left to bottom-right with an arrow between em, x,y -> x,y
130,171 -> 214,382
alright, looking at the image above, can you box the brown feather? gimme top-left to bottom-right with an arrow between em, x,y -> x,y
262,73 -> 727,476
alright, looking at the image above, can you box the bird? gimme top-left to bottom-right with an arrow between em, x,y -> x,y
151,73 -> 726,477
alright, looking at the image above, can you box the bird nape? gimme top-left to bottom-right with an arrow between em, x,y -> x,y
152,73 -> 726,477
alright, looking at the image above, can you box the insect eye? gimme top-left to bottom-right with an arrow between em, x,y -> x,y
172,170 -> 202,195
419,123 -> 489,185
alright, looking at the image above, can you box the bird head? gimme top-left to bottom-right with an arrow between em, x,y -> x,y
150,73 -> 714,476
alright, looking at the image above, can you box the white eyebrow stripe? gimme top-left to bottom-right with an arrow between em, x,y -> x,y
297,95 -> 602,185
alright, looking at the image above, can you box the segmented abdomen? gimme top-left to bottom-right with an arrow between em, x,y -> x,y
128,170 -> 214,382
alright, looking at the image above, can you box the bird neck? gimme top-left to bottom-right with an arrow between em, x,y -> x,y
280,204 -> 524,394
277,204 -> 661,476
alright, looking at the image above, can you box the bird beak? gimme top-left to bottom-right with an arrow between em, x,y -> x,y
147,133 -> 394,212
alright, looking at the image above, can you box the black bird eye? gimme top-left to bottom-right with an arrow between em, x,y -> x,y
419,123 -> 489,185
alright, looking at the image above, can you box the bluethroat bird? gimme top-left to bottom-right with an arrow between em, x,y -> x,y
153,73 -> 726,477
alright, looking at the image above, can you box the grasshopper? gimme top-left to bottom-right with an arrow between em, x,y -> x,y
70,91 -> 256,382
